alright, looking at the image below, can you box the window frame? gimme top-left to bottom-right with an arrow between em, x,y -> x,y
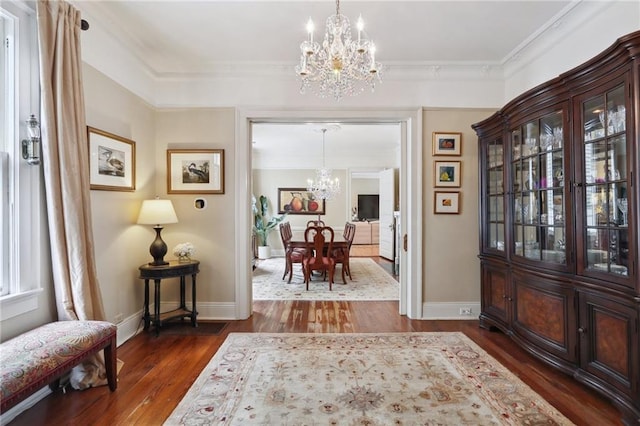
0,2 -> 43,321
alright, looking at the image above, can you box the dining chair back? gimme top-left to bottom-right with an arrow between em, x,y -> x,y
333,222 -> 356,282
306,219 -> 325,228
279,222 -> 307,283
303,226 -> 335,290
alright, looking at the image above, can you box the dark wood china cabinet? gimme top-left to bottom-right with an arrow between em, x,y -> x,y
473,30 -> 639,424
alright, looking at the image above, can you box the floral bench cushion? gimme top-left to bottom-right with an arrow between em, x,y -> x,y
0,320 -> 117,412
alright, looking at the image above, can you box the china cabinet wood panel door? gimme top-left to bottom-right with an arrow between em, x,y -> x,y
511,272 -> 577,365
479,261 -> 510,330
578,291 -> 638,409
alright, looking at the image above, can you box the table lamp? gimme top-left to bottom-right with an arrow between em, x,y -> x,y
137,198 -> 178,266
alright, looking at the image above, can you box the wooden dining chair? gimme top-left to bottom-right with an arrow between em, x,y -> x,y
332,222 -> 356,283
306,219 -> 325,228
303,226 -> 335,290
279,222 -> 307,283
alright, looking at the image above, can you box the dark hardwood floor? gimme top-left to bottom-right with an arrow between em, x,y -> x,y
9,300 -> 622,425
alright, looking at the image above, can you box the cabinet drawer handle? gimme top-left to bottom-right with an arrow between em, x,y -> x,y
578,327 -> 586,334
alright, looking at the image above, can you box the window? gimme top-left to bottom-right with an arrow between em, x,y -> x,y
1,2 -> 42,320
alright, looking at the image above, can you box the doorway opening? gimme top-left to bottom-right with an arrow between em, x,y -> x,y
251,122 -> 401,302
235,108 -> 423,320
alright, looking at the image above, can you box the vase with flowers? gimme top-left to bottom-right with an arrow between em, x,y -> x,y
173,242 -> 195,262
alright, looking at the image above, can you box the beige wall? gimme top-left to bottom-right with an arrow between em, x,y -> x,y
84,64 -> 158,325
252,168 -> 349,248
155,108 -> 236,303
422,109 -> 496,305
1,69 -> 498,342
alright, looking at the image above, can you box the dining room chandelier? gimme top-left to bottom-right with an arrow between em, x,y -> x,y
295,0 -> 381,101
307,128 -> 340,201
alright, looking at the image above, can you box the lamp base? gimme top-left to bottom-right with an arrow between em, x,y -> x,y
149,226 -> 169,266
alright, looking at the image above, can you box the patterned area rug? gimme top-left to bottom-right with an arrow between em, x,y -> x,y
165,333 -> 574,425
252,257 -> 398,301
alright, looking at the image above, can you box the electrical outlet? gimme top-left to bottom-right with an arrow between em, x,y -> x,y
459,308 -> 472,315
114,313 -> 124,324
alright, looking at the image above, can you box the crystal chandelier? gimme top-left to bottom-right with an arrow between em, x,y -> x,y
307,128 -> 340,201
295,0 -> 381,101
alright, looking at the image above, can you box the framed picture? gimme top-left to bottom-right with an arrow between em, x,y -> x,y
167,149 -> 224,194
88,127 -> 136,191
434,161 -> 461,187
434,191 -> 461,214
277,187 -> 326,215
433,132 -> 462,156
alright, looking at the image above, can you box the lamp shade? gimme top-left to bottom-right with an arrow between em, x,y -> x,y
137,199 -> 178,225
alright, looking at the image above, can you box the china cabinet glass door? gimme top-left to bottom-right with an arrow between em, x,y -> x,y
581,84 -> 629,277
486,137 -> 505,252
511,110 -> 567,265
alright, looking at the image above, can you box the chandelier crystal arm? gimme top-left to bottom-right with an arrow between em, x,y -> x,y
295,0 -> 382,101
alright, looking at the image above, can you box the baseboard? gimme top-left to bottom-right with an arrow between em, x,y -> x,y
0,386 -> 51,424
422,302 -> 481,320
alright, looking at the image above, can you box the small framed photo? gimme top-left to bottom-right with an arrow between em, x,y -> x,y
88,127 -> 136,191
434,161 -> 461,187
434,191 -> 461,214
277,187 -> 326,215
433,132 -> 462,156
167,149 -> 224,194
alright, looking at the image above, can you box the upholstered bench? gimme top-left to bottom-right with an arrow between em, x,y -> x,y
0,320 -> 117,412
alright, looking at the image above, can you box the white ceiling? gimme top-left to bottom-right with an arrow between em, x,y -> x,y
252,122 -> 401,169
77,0 -> 574,76
71,0 -> 579,166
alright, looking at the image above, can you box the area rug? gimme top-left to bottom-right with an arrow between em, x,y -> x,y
252,257 -> 398,301
164,332 -> 574,425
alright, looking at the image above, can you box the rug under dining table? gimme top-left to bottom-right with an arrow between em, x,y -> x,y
164,332 -> 574,425
252,257 -> 398,301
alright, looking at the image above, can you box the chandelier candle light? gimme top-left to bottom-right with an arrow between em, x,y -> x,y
307,127 -> 340,212
296,0 -> 381,100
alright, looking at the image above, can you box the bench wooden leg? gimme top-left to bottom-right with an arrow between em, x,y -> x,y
104,335 -> 118,391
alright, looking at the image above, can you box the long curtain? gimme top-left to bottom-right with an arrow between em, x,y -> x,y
36,0 -> 108,388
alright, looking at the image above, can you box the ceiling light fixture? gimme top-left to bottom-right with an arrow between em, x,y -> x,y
295,0 -> 381,101
307,126 -> 340,202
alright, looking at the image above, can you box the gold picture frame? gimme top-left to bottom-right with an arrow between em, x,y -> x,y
434,191 -> 461,214
88,126 -> 136,191
434,161 -> 462,188
167,149 -> 225,194
433,132 -> 462,156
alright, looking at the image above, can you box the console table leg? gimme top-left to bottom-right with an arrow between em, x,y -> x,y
154,279 -> 161,336
143,279 -> 150,330
191,273 -> 198,327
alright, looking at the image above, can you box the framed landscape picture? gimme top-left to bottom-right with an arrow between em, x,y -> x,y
433,132 -> 462,156
277,187 -> 325,215
434,161 -> 461,187
167,149 -> 224,194
434,191 -> 461,214
88,126 -> 136,191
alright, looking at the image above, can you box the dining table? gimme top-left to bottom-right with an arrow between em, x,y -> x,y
287,234 -> 350,283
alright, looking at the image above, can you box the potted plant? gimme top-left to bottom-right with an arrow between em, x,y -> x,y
252,194 -> 287,259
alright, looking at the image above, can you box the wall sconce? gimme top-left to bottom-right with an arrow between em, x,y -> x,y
21,114 -> 40,165
137,198 -> 179,266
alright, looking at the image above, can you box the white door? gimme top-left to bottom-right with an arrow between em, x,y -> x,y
379,168 -> 396,260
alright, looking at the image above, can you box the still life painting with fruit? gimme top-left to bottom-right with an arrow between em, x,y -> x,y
277,187 -> 326,215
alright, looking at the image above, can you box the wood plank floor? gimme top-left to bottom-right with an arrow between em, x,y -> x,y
9,301 -> 622,425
